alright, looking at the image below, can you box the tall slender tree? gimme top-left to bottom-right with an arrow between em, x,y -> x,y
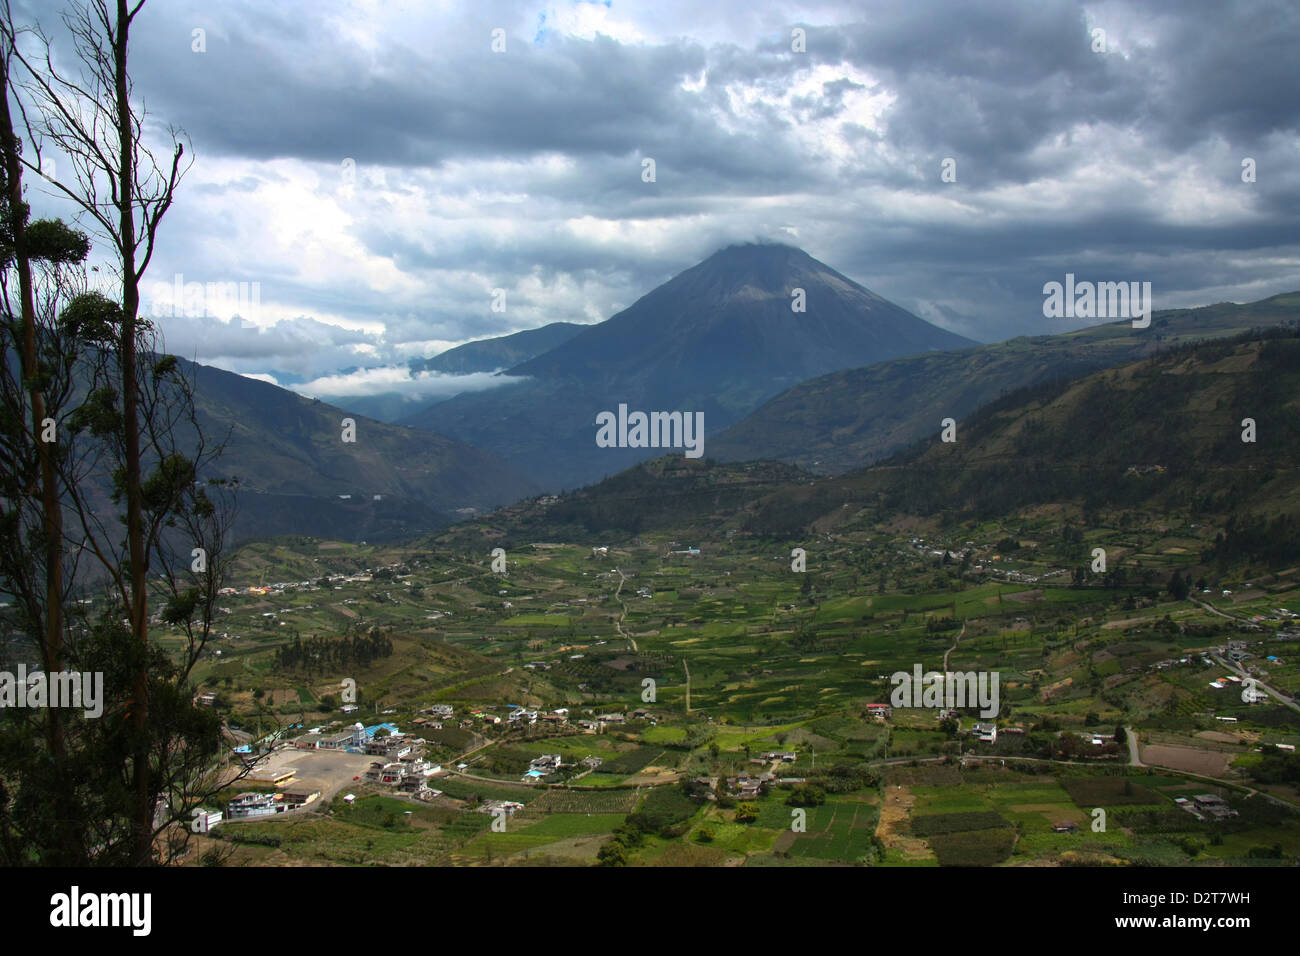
0,34 -> 92,861
0,0 -> 247,865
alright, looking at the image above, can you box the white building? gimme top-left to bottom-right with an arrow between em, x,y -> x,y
193,809 -> 222,832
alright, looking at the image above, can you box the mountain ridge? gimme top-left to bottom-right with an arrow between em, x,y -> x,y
710,291 -> 1300,473
413,320 -> 586,376
433,327 -> 1300,562
400,242 -> 976,489
182,358 -> 537,542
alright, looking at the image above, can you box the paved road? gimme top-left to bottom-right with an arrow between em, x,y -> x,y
1189,596 -> 1299,713
1125,726 -> 1143,767
1190,596 -> 1251,624
1209,652 -> 1300,715
444,769 -> 537,788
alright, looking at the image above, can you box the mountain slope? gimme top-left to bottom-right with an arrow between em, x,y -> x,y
318,321 -> 587,422
434,456 -> 813,548
441,329 -> 1300,557
184,359 -> 537,542
411,321 -> 585,375
710,292 -> 1300,473
853,328 -> 1300,523
509,244 -> 973,401
400,243 -> 975,489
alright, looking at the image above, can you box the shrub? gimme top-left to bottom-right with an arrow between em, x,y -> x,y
785,784 -> 826,807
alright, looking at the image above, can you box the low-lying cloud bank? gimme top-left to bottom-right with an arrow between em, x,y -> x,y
293,366 -> 522,403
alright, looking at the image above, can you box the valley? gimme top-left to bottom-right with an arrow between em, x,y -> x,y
4,0 -> 1296,926
11,319 -> 1294,871
178,480 -> 1300,867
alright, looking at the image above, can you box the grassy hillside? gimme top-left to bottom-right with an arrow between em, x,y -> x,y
711,293 -> 1300,473
434,329 -> 1300,571
433,457 -> 812,548
186,359 -> 537,542
856,329 -> 1300,526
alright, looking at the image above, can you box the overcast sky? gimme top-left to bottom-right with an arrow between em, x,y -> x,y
16,0 -> 1300,403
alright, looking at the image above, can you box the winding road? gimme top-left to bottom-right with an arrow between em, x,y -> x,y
942,621 -> 968,673
613,568 -> 637,651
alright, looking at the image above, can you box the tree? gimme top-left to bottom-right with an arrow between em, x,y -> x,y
785,784 -> 825,807
0,39 -> 93,861
1059,524 -> 1085,563
1114,725 -> 1127,745
734,802 -> 759,823
0,0 -> 242,865
596,839 -> 627,866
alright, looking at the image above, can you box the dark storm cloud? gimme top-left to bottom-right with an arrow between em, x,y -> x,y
11,0 -> 1298,380
126,6 -> 797,178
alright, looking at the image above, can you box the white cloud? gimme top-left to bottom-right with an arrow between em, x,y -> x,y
295,366 -> 523,402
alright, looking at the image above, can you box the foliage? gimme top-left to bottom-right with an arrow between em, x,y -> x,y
785,783 -> 826,807
274,623 -> 394,673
